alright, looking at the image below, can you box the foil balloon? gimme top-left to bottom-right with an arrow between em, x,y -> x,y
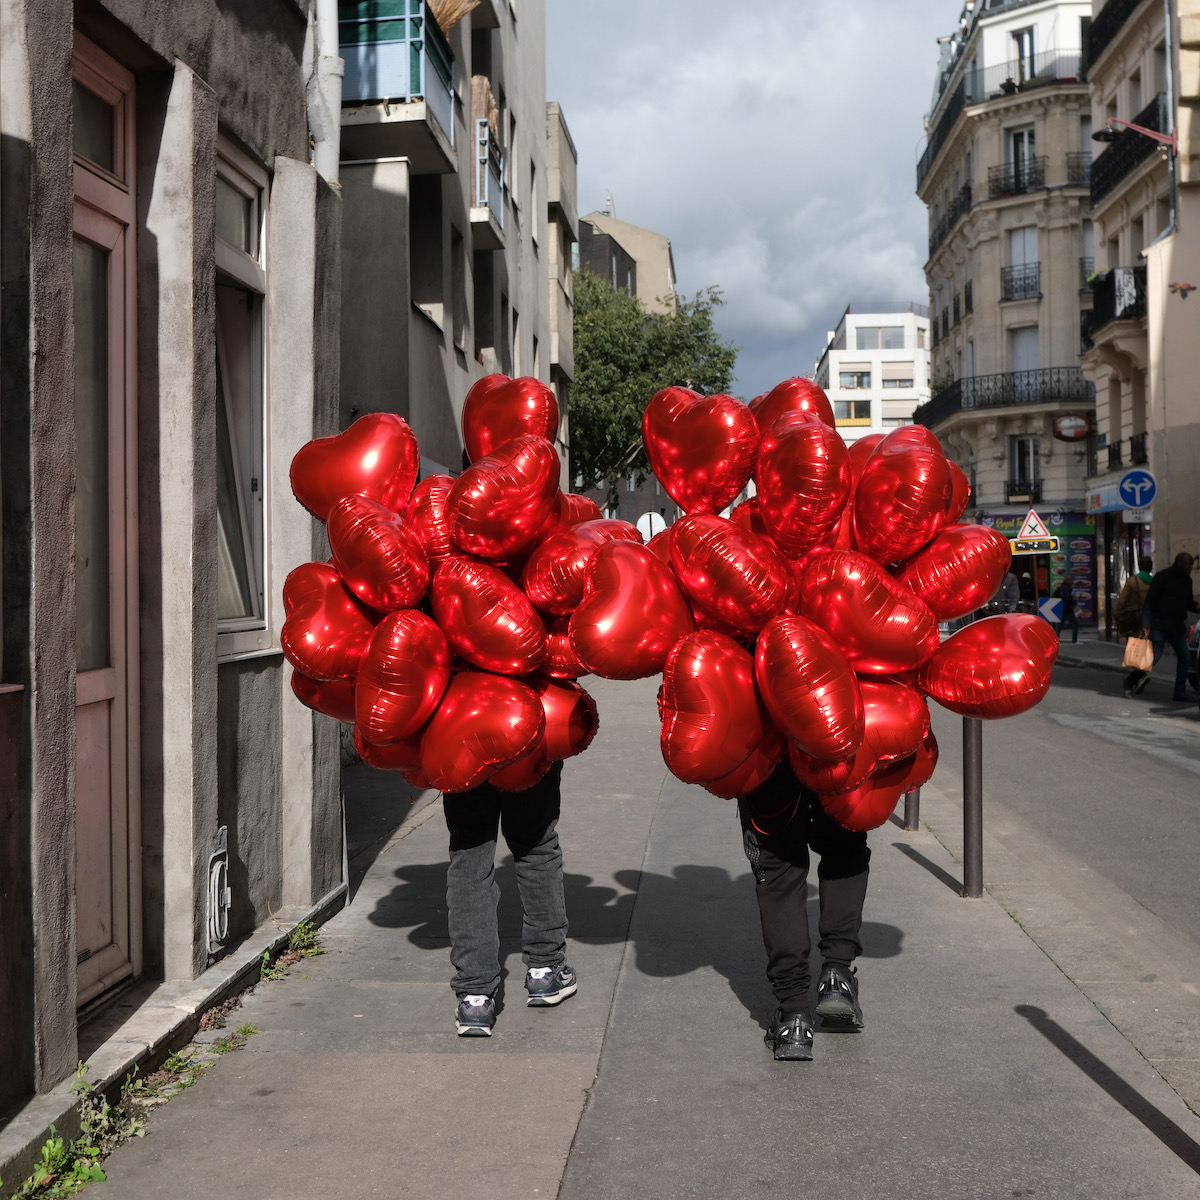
355,610 -> 452,744
403,474 -> 456,566
748,377 -> 836,434
892,523 -> 1012,622
946,461 -> 971,524
853,425 -> 953,564
755,410 -> 852,560
462,374 -> 560,463
521,519 -> 642,615
354,726 -> 429,789
290,412 -> 419,521
729,498 -> 772,539
556,492 -> 604,528
281,561 -> 377,682
660,631 -> 777,784
543,614 -> 588,679
489,745 -> 554,792
897,729 -> 939,793
570,541 -> 696,680
819,753 -> 915,833
431,556 -> 547,676
919,614 -> 1059,718
798,551 -> 940,675
419,671 -> 546,792
290,670 -> 356,724
704,726 -> 787,800
642,386 -> 760,514
847,433 -> 884,488
788,679 -> 929,794
668,514 -> 791,633
646,526 -> 676,562
327,494 -> 431,612
446,434 -> 561,560
754,614 -> 864,762
528,675 -> 600,761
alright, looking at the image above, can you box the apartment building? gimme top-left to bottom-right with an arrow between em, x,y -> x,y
812,304 -> 932,444
579,208 -> 678,315
915,0 -> 1099,624
1081,0 -> 1200,629
339,0 -> 575,483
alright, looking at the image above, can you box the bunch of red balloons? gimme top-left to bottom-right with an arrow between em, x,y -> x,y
283,374 -> 615,794
634,379 -> 1059,831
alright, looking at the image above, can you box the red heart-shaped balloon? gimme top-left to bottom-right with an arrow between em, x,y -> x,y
354,725 -> 429,789
755,411 -> 852,560
704,726 -> 787,800
290,412 -> 419,521
642,386 -> 760,515
420,672 -> 546,792
892,523 -> 1012,622
660,631 -> 777,784
543,614 -> 588,679
798,551 -> 940,675
529,675 -> 600,761
447,435 -> 561,560
555,492 -> 604,528
729,498 -> 772,539
668,514 -> 791,633
789,679 -> 930,794
749,377 -> 836,435
521,519 -> 642,615
853,425 -> 952,564
431,556 -> 546,676
847,434 -> 884,486
946,461 -> 971,523
818,753 -> 915,832
897,728 -> 939,793
355,610 -> 451,744
327,494 -> 430,612
281,561 -> 378,681
290,669 -> 357,724
489,746 -> 555,792
462,374 -> 560,463
570,542 -> 696,679
754,614 -> 864,762
919,614 -> 1059,718
646,526 -> 676,562
404,474 -> 456,566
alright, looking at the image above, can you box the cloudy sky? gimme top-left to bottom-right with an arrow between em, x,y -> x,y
546,0 -> 953,400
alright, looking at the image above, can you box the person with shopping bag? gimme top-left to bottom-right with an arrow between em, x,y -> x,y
1123,553 -> 1199,700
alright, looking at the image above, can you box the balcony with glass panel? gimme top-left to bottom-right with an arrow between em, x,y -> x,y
471,118 -> 504,249
339,0 -> 456,173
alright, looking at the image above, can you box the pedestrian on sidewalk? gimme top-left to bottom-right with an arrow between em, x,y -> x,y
1124,552 -> 1199,701
1115,556 -> 1153,638
737,761 -> 869,1061
998,570 -> 1020,612
1054,576 -> 1079,643
442,761 -> 577,1036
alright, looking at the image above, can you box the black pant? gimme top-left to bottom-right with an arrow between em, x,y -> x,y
738,764 -> 870,1014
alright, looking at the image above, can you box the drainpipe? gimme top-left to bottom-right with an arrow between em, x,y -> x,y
307,0 -> 344,186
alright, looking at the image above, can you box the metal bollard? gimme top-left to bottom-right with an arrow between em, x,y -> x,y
903,787 -> 921,830
963,716 -> 983,897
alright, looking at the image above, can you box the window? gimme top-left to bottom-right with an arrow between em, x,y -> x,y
215,139 -> 269,655
917,326 -> 926,349
834,400 -> 872,424
839,370 -> 871,389
1009,436 -> 1039,486
410,176 -> 444,327
1012,27 -> 1035,81
474,249 -> 494,361
1009,325 -> 1039,373
882,417 -> 913,428
530,158 -> 538,248
882,363 -> 914,388
1009,126 -> 1036,168
855,326 -> 905,350
881,378 -> 913,389
451,226 -> 466,350
1009,226 -> 1038,267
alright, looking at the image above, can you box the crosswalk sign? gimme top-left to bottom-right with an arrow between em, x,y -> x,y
1017,509 -> 1050,540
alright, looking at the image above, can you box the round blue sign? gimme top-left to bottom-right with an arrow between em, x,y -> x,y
1118,469 -> 1156,509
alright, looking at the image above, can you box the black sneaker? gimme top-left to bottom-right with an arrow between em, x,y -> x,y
454,993 -> 496,1036
815,963 -> 864,1030
1132,672 -> 1151,695
764,1008 -> 814,1060
525,964 -> 578,1007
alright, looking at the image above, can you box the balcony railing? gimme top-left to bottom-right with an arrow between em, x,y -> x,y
989,156 -> 1047,198
1080,256 -> 1095,290
1107,442 -> 1123,470
913,366 -> 1093,429
1006,479 -> 1042,504
1092,94 -> 1167,205
1129,431 -> 1148,465
1089,0 -> 1144,64
964,279 -> 973,314
928,184 -> 973,257
1067,151 -> 1092,187
340,0 -> 455,141
1084,264 -> 1147,341
474,118 -> 503,226
1001,262 -> 1041,301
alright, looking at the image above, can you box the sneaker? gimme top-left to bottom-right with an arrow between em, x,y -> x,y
1133,673 -> 1150,695
454,993 -> 496,1037
1123,689 -> 1134,698
815,963 -> 864,1030
764,1008 -> 814,1061
525,964 -> 578,1007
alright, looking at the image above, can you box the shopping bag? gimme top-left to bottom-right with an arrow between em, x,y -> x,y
1122,636 -> 1154,672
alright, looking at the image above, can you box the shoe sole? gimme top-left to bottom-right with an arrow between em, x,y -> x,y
770,1042 -> 813,1061
527,981 -> 578,1007
455,1022 -> 493,1037
815,996 -> 863,1029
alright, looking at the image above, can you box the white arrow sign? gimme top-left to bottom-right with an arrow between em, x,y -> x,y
1038,597 -> 1063,624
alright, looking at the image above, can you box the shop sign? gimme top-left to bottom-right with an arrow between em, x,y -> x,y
1122,507 -> 1153,524
1053,414 -> 1091,441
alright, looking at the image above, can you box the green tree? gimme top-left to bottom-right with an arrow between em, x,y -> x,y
569,269 -> 739,504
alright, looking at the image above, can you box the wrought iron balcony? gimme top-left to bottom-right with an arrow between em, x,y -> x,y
964,279 -> 973,314
1092,94 -> 1167,205
1107,441 -> 1123,470
1089,0 -> 1143,64
1129,431 -> 1149,465
1001,262 -> 1041,301
1080,256 -> 1095,290
1067,151 -> 1092,187
1084,265 -> 1147,341
914,367 -> 1093,429
989,156 -> 1047,198
928,184 -> 973,258
1005,479 -> 1042,504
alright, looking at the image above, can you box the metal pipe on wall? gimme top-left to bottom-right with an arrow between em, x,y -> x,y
307,0 -> 344,186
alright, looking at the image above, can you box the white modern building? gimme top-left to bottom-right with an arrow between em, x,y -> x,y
813,304 -> 933,443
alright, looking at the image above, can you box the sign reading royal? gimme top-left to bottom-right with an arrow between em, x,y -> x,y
1118,469 -> 1157,509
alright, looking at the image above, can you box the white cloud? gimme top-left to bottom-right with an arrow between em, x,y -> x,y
547,0 -> 950,397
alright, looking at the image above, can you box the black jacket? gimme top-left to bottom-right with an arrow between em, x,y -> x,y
1143,567 -> 1200,635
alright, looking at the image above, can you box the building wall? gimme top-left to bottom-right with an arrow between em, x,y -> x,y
582,211 -> 677,314
577,219 -> 637,297
546,101 -> 578,487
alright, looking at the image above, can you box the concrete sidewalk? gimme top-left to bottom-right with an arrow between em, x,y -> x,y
95,677 -> 1200,1198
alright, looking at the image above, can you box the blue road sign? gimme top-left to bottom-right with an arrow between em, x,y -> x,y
1118,469 -> 1157,509
1038,597 -> 1063,624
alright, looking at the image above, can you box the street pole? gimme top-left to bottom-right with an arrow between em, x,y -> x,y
903,788 -> 921,831
963,717 -> 983,897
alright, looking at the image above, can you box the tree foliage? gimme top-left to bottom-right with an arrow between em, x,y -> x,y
569,270 -> 739,497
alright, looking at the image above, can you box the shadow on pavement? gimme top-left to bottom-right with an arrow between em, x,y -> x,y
892,841 -> 963,895
1015,1005 -> 1200,1174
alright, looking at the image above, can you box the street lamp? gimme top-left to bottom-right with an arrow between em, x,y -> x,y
1092,117 -> 1177,156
